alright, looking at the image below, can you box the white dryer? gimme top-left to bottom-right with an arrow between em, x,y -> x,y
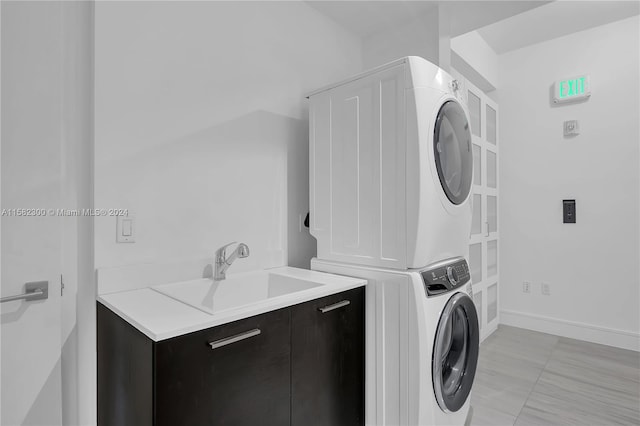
308,56 -> 473,270
312,257 -> 479,426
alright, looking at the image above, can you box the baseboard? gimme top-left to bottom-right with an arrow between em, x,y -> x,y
500,310 -> 640,352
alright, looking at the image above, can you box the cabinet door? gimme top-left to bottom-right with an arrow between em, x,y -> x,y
155,308 -> 291,426
291,287 -> 365,426
461,72 -> 500,342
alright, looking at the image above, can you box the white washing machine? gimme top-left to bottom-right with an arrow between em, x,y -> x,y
312,257 -> 479,426
308,57 -> 477,426
308,56 -> 473,270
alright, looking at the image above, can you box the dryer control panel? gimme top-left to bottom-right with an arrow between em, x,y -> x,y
421,258 -> 471,297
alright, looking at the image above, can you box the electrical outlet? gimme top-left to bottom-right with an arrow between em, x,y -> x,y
541,282 -> 551,296
523,281 -> 531,293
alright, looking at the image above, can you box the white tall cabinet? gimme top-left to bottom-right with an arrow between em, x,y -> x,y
453,71 -> 500,341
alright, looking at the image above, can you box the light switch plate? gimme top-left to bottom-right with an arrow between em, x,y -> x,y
116,215 -> 135,243
564,120 -> 580,136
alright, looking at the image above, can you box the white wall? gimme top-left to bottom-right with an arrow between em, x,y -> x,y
451,30 -> 499,92
362,9 -> 438,69
0,5 -> 3,421
94,1 -> 362,273
498,16 -> 640,350
64,3 -> 95,425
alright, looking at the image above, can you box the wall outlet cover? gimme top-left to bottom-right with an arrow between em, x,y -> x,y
541,282 -> 551,296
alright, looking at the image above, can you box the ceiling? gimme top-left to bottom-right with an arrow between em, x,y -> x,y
445,1 -> 552,36
477,1 -> 640,54
305,1 -> 549,38
306,1 -> 437,37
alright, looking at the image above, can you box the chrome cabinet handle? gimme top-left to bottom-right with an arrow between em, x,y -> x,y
0,281 -> 48,303
486,221 -> 490,237
318,300 -> 350,313
208,328 -> 261,350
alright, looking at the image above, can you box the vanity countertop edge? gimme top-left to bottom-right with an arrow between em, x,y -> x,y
97,266 -> 367,342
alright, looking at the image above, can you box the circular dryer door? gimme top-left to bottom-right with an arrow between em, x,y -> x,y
432,292 -> 479,413
433,101 -> 473,205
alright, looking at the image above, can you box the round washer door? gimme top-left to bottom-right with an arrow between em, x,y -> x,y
433,101 -> 473,205
432,292 -> 479,413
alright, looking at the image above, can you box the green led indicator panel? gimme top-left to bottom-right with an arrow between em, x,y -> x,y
553,75 -> 590,104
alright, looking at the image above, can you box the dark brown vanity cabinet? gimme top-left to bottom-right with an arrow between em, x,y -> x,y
291,289 -> 365,426
97,286 -> 364,426
155,308 -> 292,426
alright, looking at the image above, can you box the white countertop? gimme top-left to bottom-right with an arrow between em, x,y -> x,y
98,266 -> 366,341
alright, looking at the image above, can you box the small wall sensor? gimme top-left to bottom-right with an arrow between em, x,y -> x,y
564,120 -> 580,137
563,200 -> 576,223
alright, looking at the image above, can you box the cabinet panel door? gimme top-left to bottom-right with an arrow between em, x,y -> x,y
155,309 -> 291,426
291,287 -> 365,426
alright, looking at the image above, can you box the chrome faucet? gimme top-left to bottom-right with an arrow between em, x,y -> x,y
214,242 -> 250,280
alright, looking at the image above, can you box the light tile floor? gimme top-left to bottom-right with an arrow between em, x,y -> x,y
470,325 -> 640,426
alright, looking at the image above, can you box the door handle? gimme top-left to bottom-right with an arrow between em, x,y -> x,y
208,328 -> 261,350
0,281 -> 48,303
318,300 -> 350,313
486,221 -> 490,237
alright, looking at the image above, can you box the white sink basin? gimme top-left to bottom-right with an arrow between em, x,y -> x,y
152,269 -> 324,315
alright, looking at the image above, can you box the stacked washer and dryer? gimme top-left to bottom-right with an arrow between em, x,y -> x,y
307,57 -> 479,426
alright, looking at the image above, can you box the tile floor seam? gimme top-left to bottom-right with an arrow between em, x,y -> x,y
473,327 -> 640,425
513,338 -> 559,424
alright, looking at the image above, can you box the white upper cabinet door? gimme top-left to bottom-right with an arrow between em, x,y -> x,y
309,64 -> 406,269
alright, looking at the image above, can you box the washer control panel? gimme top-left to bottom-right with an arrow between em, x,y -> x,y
421,258 -> 471,297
